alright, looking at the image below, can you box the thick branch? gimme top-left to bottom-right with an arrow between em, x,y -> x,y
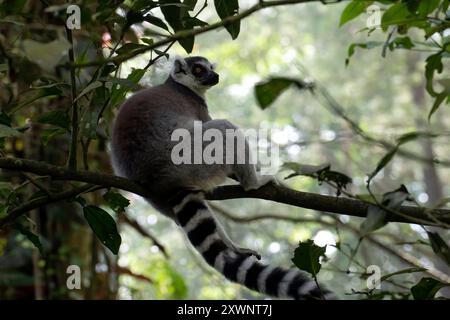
0,157 -> 150,196
0,157 -> 449,228
208,184 -> 450,226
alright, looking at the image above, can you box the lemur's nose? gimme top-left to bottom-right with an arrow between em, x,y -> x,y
211,72 -> 219,83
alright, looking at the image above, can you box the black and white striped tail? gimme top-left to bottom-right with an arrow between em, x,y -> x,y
172,192 -> 335,300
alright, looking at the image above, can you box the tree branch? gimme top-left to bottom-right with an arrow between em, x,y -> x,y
0,183 -> 96,226
212,204 -> 450,283
208,183 -> 450,226
61,0 -> 325,69
116,266 -> 153,284
1,157 -> 450,229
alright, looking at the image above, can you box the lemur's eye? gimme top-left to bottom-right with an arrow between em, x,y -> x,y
192,65 -> 206,77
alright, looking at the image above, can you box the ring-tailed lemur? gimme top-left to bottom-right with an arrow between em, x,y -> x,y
110,56 -> 334,299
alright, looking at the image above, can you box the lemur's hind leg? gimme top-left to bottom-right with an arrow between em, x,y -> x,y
200,119 -> 274,191
182,119 -> 272,259
209,209 -> 261,259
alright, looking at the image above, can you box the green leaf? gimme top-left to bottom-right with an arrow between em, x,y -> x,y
143,14 -> 169,31
183,16 -> 208,28
425,52 -> 443,96
141,38 -> 154,45
396,131 -> 435,144
255,78 -> 297,109
103,190 -> 130,213
124,9 -> 144,30
427,232 -> 450,267
0,111 -> 12,126
79,74 -> 112,140
428,91 -> 447,121
41,128 -> 66,145
411,277 -> 450,300
381,3 -> 411,31
14,223 -> 44,255
380,267 -> 427,282
346,41 -> 383,66
37,110 -> 71,131
367,146 -> 396,182
110,68 -> 146,108
404,0 -> 421,14
75,81 -> 103,103
178,37 -> 195,55
388,36 -> 415,51
69,195 -> 87,207
339,1 -> 371,26
130,0 -> 159,11
11,84 -> 67,114
98,77 -> 140,90
182,0 -> 198,12
83,205 -> 121,254
214,0 -> 240,39
154,49 -> 169,59
418,0 -> 440,17
159,0 -> 194,53
292,239 -> 326,277
0,124 -> 22,138
369,131 -> 441,182
437,79 -> 450,94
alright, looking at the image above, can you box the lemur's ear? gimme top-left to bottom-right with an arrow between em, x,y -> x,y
173,56 -> 187,75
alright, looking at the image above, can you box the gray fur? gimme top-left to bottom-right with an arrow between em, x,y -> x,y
111,56 -> 268,219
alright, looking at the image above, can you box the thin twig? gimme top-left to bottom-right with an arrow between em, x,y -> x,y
21,172 -> 50,195
0,183 -> 98,226
116,266 -> 153,284
65,24 -> 78,170
119,212 -> 169,258
144,40 -> 176,70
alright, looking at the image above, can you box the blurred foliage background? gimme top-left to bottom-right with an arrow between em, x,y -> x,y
0,0 -> 449,300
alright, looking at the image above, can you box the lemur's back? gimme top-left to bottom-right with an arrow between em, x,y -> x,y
111,78 -> 211,190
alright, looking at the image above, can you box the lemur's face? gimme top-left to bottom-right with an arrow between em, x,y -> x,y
171,56 -> 219,97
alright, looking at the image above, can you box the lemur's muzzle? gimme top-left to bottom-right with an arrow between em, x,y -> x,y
202,72 -> 219,86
